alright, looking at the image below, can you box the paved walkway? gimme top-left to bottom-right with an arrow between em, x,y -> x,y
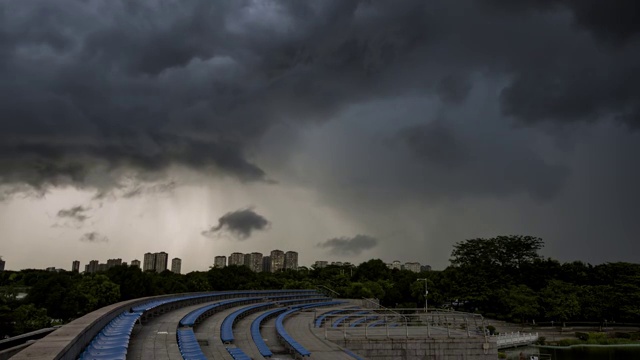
232,309 -> 288,359
285,310 -> 356,360
127,301 -> 220,360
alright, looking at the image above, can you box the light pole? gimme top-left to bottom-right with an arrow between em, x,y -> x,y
417,278 -> 428,313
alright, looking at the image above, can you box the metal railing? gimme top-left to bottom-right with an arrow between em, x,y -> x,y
494,331 -> 539,349
316,307 -> 488,341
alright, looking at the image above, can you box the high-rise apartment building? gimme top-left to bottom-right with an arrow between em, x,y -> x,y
0,257 -> 4,271
284,251 -> 298,270
214,256 -> 226,268
228,252 -> 244,266
142,252 -> 169,272
246,252 -> 263,272
244,253 -> 252,268
72,260 -> 80,273
171,258 -> 182,274
155,252 -> 168,272
262,256 -> 271,272
143,252 -> 155,271
130,259 -> 141,268
270,250 -> 285,273
87,260 -> 99,273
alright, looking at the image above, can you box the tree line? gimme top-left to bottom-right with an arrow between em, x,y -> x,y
1,235 -> 638,337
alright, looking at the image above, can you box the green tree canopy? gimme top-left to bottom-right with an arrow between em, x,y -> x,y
450,235 -> 544,269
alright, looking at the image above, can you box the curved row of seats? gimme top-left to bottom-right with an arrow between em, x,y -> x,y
276,308 -> 312,358
78,311 -> 140,360
274,301 -> 345,358
180,297 -> 254,327
180,294 -> 328,328
176,293 -> 336,359
225,346 -> 251,360
251,307 -> 287,358
351,315 -> 379,327
221,296 -> 330,344
176,328 -> 206,360
332,310 -> 370,328
78,290 -> 319,360
79,292 -> 242,360
314,307 -> 357,327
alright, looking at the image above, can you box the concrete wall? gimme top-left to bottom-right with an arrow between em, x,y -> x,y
334,337 -> 498,360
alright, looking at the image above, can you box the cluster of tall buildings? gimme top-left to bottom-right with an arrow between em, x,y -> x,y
214,250 -> 298,273
72,252 -> 182,275
1,252 -> 430,275
312,259 -> 431,273
142,252 -> 181,274
82,258 -> 125,273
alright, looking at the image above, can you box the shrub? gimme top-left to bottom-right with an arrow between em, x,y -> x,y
575,331 -> 589,340
614,332 -> 631,339
536,336 -> 546,345
486,325 -> 496,335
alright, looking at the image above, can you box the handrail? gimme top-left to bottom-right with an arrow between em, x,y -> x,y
316,285 -> 340,297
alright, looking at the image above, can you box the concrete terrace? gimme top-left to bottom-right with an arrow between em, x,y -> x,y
10,291 -> 499,360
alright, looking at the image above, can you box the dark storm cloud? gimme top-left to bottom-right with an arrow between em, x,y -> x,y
79,232 -> 109,243
57,205 -> 90,223
397,121 -> 468,169
486,0 -> 640,41
317,235 -> 378,256
201,208 -> 270,240
436,75 -> 473,104
0,0 -> 638,196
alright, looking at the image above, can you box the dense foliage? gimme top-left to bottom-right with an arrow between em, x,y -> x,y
1,235 -> 638,337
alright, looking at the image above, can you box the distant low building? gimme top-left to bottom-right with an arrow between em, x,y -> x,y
107,258 -> 122,269
404,262 -> 421,273
314,260 -> 328,269
130,259 -> 141,268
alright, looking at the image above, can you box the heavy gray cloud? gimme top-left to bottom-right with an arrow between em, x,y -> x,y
79,232 -> 109,243
317,235 -> 379,256
0,0 -> 639,268
1,0 -> 636,194
202,208 -> 270,240
57,205 -> 90,223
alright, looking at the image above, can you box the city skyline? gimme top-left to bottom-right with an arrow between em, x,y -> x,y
0,250 -> 430,275
1,1 -> 640,272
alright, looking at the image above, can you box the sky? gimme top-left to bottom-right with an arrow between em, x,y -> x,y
1,0 -> 640,272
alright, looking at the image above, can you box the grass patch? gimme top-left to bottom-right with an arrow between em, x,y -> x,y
552,333 -> 639,346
